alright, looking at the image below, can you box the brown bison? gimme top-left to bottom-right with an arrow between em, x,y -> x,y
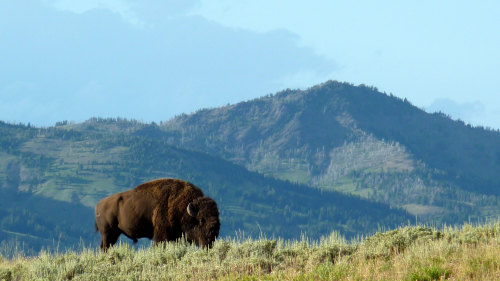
95,178 -> 220,251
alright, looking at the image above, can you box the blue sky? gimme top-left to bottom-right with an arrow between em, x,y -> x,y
1,1 -> 499,128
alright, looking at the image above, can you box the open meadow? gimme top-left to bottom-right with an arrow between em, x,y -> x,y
1,221 -> 499,280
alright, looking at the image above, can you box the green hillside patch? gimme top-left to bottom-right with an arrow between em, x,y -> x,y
319,176 -> 375,198
0,152 -> 17,187
270,169 -> 311,185
402,204 -> 446,216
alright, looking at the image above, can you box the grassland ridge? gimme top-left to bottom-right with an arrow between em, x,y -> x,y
1,220 -> 499,280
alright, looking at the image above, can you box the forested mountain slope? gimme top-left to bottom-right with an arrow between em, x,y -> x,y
0,119 -> 411,253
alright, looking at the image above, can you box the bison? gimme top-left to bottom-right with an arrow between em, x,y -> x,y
95,178 -> 220,251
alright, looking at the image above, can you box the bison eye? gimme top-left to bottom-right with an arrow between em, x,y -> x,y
199,218 -> 205,225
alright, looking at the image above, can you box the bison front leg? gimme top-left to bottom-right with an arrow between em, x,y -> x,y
152,229 -> 169,244
152,224 -> 181,245
152,208 -> 178,244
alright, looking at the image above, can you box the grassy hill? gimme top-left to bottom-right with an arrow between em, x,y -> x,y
1,221 -> 499,280
0,118 -> 411,253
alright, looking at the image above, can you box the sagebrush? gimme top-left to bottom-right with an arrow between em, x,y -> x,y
1,221 -> 499,280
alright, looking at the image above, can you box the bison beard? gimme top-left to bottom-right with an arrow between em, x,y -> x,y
94,178 -> 220,251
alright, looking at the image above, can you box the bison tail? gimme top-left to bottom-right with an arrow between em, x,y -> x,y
94,221 -> 99,233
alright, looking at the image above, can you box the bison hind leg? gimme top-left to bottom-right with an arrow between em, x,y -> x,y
100,228 -> 121,251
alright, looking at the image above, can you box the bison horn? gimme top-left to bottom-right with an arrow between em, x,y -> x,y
187,203 -> 198,217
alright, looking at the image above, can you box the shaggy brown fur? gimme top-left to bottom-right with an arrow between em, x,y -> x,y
95,178 -> 220,251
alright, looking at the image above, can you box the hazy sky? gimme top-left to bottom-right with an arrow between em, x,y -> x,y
1,1 -> 499,128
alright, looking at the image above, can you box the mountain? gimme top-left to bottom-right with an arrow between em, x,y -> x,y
0,117 -> 410,253
158,81 -> 500,222
2,80 -> 500,253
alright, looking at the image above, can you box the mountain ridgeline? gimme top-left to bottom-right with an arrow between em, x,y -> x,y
1,80 -> 499,253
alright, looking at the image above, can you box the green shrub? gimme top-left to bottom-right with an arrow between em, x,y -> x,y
0,268 -> 12,281
407,265 -> 451,281
361,226 -> 442,258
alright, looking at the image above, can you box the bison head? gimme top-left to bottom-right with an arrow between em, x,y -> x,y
185,196 -> 220,248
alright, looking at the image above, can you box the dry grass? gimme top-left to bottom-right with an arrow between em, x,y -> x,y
1,221 -> 499,280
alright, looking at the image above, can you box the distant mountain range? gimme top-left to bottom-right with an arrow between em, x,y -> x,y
1,80 -> 499,253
